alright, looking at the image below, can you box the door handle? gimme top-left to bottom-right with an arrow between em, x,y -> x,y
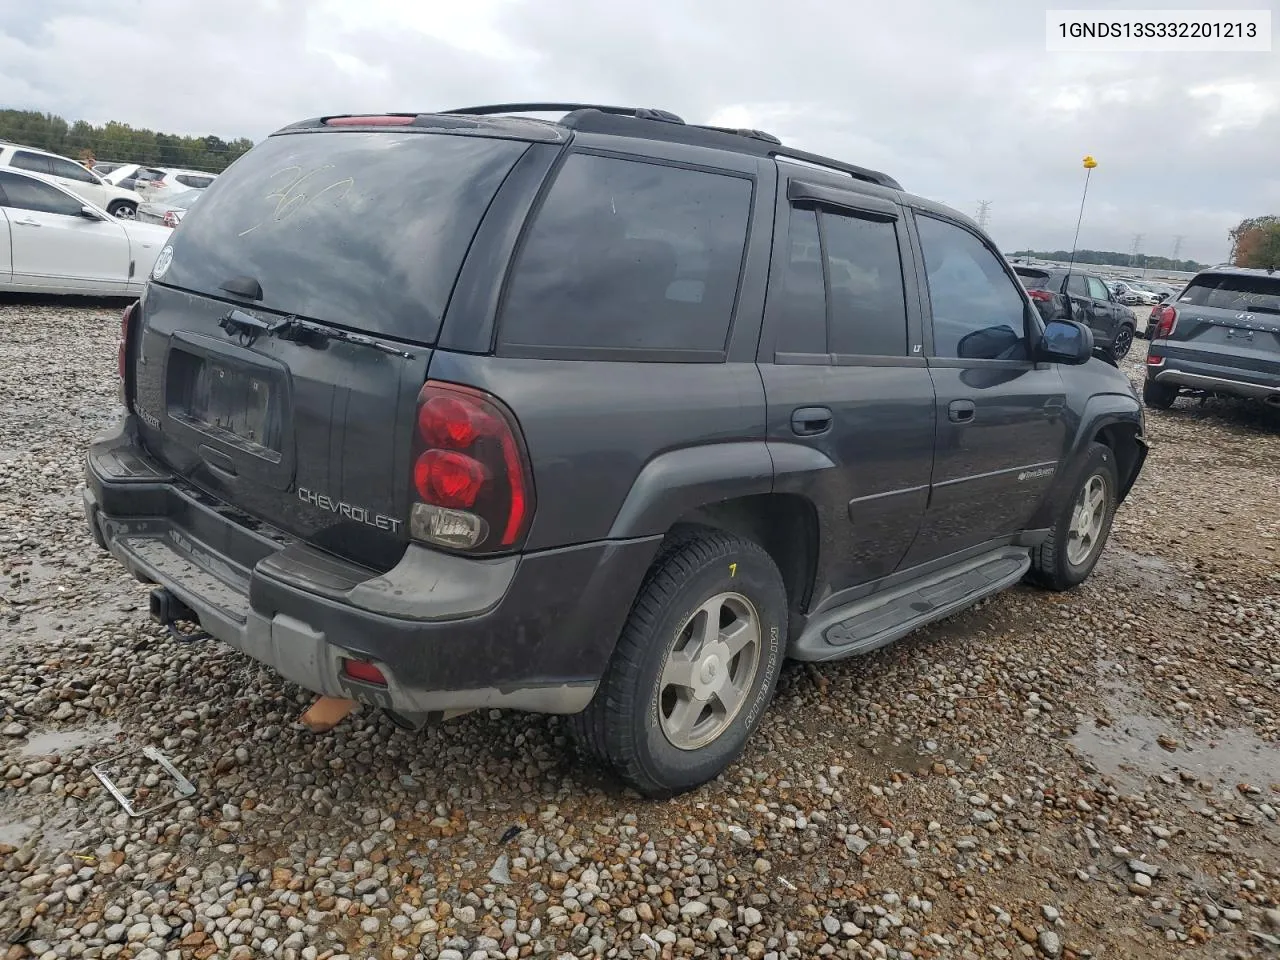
948,399 -> 976,423
1043,397 -> 1066,419
12,218 -> 40,227
791,406 -> 833,437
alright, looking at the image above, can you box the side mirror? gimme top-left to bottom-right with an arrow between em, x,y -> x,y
1038,319 -> 1094,365
80,205 -> 103,220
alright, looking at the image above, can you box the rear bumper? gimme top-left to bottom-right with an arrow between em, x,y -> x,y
84,419 -> 662,717
1147,353 -> 1280,402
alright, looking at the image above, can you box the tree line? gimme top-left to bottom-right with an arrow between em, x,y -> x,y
1229,217 -> 1280,272
0,109 -> 254,173
1008,249 -> 1207,272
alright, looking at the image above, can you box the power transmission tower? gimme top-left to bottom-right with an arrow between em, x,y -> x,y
975,200 -> 992,231
1170,235 -> 1185,264
1130,234 -> 1145,276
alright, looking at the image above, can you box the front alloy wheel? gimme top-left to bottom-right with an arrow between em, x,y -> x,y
1112,325 -> 1134,361
1066,474 -> 1109,567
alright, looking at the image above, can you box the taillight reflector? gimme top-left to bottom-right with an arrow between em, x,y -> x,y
324,115 -> 415,126
342,658 -> 387,685
408,382 -> 534,553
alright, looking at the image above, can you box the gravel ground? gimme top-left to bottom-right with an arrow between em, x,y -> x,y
1,300 -> 1279,960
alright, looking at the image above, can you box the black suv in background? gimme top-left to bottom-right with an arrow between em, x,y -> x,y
1144,265 -> 1280,409
1014,265 -> 1138,359
85,104 -> 1148,796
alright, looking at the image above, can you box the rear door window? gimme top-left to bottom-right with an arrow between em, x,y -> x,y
160,131 -> 529,343
10,151 -> 52,175
499,152 -> 753,356
1181,273 -> 1280,314
823,211 -> 909,356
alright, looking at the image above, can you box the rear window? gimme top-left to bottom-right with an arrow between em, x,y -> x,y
498,153 -> 752,356
176,173 -> 215,189
1013,268 -> 1051,290
161,131 -> 527,342
1180,273 -> 1280,315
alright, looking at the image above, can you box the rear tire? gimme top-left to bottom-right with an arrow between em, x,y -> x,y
1142,378 -> 1178,410
572,530 -> 786,798
1029,442 -> 1118,592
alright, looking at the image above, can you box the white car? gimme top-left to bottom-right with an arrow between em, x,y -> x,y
0,168 -> 171,296
114,166 -> 217,202
0,143 -> 143,220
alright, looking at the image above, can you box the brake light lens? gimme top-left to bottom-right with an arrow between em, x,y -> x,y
1153,305 -> 1178,339
409,382 -> 534,552
1026,289 -> 1054,302
162,210 -> 182,227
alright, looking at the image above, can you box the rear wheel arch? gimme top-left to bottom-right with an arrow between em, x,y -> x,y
671,492 -> 820,617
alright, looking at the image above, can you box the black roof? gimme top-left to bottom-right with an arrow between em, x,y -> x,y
282,103 -> 903,192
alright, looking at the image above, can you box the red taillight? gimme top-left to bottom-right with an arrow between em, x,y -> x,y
342,658 -> 387,685
1027,289 -> 1054,302
324,114 -> 415,126
413,450 -> 487,508
162,210 -> 180,227
1153,305 -> 1178,339
408,382 -> 534,552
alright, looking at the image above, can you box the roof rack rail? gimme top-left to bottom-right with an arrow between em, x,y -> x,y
442,103 -> 685,124
771,148 -> 902,191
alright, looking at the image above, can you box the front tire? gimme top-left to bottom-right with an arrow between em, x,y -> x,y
108,201 -> 136,220
1142,378 -> 1178,410
572,530 -> 786,798
1112,324 -> 1135,361
1028,442 -> 1118,592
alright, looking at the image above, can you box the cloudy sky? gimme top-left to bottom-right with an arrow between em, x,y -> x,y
2,0 -> 1276,263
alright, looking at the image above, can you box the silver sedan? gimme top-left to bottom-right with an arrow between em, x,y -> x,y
136,187 -> 203,227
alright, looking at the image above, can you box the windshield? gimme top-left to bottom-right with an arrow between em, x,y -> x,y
1180,273 -> 1280,315
161,130 -> 529,343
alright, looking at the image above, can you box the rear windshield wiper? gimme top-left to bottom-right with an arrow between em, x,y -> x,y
219,309 -> 414,359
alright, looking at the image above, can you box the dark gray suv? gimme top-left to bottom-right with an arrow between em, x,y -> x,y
84,104 -> 1148,796
1144,265 -> 1280,410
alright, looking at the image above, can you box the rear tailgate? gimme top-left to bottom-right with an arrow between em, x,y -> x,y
1162,272 -> 1280,378
128,128 -> 532,570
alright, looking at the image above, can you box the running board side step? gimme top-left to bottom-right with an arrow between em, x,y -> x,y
790,546 -> 1031,662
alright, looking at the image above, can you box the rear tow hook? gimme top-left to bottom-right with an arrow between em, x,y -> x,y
149,587 -> 211,643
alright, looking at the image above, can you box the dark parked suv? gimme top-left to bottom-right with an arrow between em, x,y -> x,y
1144,265 -> 1280,410
85,104 -> 1148,796
1014,265 -> 1138,360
